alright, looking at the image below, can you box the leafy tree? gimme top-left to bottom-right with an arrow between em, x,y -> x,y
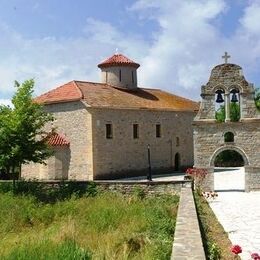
0,80 -> 53,183
215,150 -> 244,167
215,105 -> 225,122
215,103 -> 240,122
255,88 -> 260,111
230,102 -> 240,122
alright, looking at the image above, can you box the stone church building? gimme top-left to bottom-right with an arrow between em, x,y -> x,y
22,53 -> 199,180
194,53 -> 260,191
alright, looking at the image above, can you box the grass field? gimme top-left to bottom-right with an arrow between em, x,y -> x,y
0,188 -> 178,260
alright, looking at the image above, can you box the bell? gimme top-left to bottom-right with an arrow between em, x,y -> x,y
216,91 -> 224,103
231,92 -> 238,102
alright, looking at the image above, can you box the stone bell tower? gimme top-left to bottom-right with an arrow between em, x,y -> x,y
193,52 -> 260,192
98,53 -> 140,90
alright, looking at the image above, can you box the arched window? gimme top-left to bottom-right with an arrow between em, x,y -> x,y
224,132 -> 234,142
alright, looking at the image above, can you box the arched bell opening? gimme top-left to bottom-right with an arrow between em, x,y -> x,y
229,88 -> 240,122
215,89 -> 225,122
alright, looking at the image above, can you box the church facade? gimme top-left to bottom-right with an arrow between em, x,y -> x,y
22,54 -> 198,180
193,53 -> 260,191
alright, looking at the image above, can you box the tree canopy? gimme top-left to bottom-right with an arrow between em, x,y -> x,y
215,103 -> 240,122
0,80 -> 53,178
255,88 -> 260,111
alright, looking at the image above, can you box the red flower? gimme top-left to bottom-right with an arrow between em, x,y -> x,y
231,245 -> 242,255
251,253 -> 260,260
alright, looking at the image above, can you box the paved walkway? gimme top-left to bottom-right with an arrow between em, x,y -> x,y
117,172 -> 185,182
209,191 -> 260,259
214,167 -> 245,191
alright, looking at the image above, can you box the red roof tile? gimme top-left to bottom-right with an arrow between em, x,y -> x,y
98,54 -> 140,69
36,80 -> 199,112
47,133 -> 70,146
35,81 -> 82,104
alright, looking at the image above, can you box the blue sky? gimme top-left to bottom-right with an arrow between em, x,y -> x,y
1,0 -> 260,104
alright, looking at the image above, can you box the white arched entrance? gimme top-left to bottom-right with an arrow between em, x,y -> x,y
210,146 -> 249,191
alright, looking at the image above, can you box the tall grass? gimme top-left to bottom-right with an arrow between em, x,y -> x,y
0,190 -> 178,259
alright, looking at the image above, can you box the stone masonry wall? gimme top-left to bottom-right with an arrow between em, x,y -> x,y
100,66 -> 137,89
90,108 -> 195,179
22,101 -> 93,181
193,121 -> 260,191
194,62 -> 260,191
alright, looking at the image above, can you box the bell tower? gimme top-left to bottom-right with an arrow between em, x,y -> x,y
193,52 -> 260,192
195,52 -> 258,122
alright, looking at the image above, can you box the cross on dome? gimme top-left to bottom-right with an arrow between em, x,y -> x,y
222,51 -> 231,64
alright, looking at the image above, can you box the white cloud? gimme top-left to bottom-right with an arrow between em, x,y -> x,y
131,0 -> 260,97
0,18 -> 149,98
1,0 -> 260,102
240,1 -> 260,35
131,0 -> 227,98
0,99 -> 12,107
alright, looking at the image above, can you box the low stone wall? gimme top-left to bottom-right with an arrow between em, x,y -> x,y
94,180 -> 192,195
171,187 -> 206,259
0,179 -> 192,196
246,166 -> 260,191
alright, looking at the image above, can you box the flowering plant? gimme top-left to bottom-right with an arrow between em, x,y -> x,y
231,245 -> 242,255
185,167 -> 208,194
202,191 -> 218,200
251,253 -> 260,260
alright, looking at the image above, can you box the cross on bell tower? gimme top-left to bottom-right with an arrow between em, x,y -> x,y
222,51 -> 231,64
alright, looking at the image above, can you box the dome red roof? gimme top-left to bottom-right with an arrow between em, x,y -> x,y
98,53 -> 140,69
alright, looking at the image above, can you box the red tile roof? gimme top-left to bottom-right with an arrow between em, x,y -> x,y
47,133 -> 70,146
35,81 -> 82,104
98,54 -> 140,69
36,81 -> 199,112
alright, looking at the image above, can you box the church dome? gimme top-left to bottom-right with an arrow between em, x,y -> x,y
98,53 -> 140,69
98,53 -> 140,89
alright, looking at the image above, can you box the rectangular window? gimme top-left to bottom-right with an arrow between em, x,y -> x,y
119,70 -> 122,82
132,71 -> 134,84
156,124 -> 161,138
106,124 -> 113,139
133,124 -> 139,139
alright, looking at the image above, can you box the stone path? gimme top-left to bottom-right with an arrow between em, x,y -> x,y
209,191 -> 260,260
214,167 -> 245,191
118,172 -> 185,182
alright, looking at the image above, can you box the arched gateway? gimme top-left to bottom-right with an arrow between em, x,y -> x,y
193,53 -> 260,192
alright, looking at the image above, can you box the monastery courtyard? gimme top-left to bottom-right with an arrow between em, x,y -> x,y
121,168 -> 260,260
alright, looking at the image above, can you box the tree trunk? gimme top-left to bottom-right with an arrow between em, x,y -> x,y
12,164 -> 15,191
